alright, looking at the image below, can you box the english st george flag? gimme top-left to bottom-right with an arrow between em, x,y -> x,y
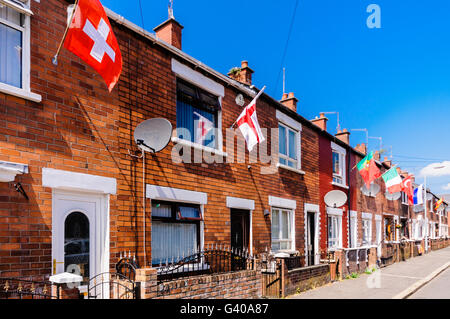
236,90 -> 265,152
64,0 -> 122,91
194,112 -> 214,145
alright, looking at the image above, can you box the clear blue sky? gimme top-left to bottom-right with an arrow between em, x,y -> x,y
102,0 -> 450,193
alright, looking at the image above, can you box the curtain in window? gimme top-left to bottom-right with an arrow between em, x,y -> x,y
328,216 -> 340,248
151,221 -> 197,265
176,99 -> 216,148
0,22 -> 22,88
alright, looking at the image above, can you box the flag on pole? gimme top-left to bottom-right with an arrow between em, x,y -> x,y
381,167 -> 403,194
64,0 -> 122,91
235,88 -> 266,152
194,112 -> 214,145
356,151 -> 382,188
413,185 -> 424,205
435,198 -> 444,211
400,175 -> 414,205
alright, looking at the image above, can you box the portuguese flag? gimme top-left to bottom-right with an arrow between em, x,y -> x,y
382,167 -> 402,194
357,151 -> 381,188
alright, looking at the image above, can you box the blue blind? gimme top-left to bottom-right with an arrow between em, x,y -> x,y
178,206 -> 201,220
0,22 -> 22,88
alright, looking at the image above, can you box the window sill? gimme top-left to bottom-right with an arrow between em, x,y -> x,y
0,83 -> 41,103
327,247 -> 343,252
331,182 -> 349,189
277,163 -> 305,175
171,137 -> 228,157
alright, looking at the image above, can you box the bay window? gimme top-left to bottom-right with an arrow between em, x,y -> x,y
151,201 -> 202,266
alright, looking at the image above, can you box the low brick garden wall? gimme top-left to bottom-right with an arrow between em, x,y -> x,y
283,264 -> 330,296
136,268 -> 262,299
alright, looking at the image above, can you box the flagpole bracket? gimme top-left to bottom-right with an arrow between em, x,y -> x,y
52,55 -> 58,66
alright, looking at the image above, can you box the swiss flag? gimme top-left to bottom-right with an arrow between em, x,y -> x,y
64,0 -> 122,92
401,175 -> 414,205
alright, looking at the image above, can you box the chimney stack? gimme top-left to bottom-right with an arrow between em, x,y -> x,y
280,92 -> 298,113
374,151 -> 381,161
154,18 -> 184,50
335,128 -> 350,145
311,113 -> 328,131
382,156 -> 392,168
228,61 -> 254,85
355,143 -> 367,155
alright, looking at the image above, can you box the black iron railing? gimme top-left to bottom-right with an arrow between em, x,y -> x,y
156,244 -> 254,284
0,277 -> 57,299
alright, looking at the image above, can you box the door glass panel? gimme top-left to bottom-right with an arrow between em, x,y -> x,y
64,212 -> 89,280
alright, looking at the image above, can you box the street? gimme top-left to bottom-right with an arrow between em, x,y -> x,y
409,267 -> 450,299
289,246 -> 450,299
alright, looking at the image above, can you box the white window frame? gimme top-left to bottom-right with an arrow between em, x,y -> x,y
276,110 -> 303,174
327,207 -> 343,250
270,207 -> 295,253
349,211 -> 358,248
361,213 -> 373,246
0,0 -> 40,102
331,142 -> 347,188
401,192 -> 408,205
171,59 -> 226,155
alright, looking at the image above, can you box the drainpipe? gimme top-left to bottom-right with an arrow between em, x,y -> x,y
347,149 -> 352,249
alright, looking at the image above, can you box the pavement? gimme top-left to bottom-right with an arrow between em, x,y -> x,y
288,246 -> 450,299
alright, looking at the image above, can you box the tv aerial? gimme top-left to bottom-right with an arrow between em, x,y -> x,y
385,191 -> 401,201
134,118 -> 172,153
360,183 -> 380,197
324,190 -> 348,208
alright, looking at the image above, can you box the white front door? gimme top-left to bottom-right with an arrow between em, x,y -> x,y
52,190 -> 109,281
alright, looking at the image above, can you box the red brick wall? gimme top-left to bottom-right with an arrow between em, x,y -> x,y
0,0 -> 121,278
0,0 -> 321,278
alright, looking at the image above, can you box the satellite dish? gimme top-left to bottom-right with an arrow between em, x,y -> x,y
385,191 -> 401,201
134,118 -> 172,153
324,190 -> 347,208
426,193 -> 433,201
361,183 -> 380,197
413,205 -> 424,213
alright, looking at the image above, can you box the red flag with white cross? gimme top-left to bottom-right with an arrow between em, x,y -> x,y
64,0 -> 122,92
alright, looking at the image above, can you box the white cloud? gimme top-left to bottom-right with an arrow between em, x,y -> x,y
443,183 -> 450,191
420,161 -> 450,177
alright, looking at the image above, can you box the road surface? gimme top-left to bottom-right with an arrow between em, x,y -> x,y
408,267 -> 450,299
